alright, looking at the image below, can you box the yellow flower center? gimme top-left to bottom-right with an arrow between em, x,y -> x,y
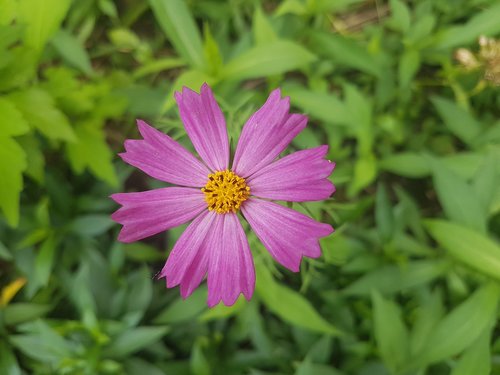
201,170 -> 250,214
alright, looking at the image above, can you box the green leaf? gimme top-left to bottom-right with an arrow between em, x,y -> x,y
452,328 -> 491,375
375,183 -> 395,243
431,96 -> 481,146
309,31 -> 383,77
372,291 -> 409,374
16,135 -> 45,183
410,283 -> 499,367
388,0 -> 411,33
66,123 -> 118,186
8,88 -> 75,141
425,219 -> 500,281
149,0 -> 205,69
256,263 -> 340,336
0,0 -> 17,26
349,153 -> 377,196
190,338 -> 211,375
34,235 -> 58,288
0,340 -> 21,375
69,215 -> 115,237
472,153 -> 499,215
431,159 -> 486,233
104,326 -> 170,358
253,7 -> 278,45
10,320 -> 73,363
398,48 -> 420,88
0,98 -> 29,137
410,291 -> 444,356
0,137 -> 26,227
435,3 -> 500,49
153,288 -> 207,324
344,84 -> 373,154
222,40 -> 316,80
3,303 -> 52,326
51,29 -> 94,76
283,86 -> 350,125
379,152 -> 430,178
17,0 -> 71,53
343,260 -> 448,296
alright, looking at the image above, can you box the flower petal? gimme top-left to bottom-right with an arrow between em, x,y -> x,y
120,120 -> 210,187
232,89 -> 307,177
159,210 -> 216,298
111,187 -> 206,243
248,145 -> 336,202
175,83 -> 230,171
241,198 -> 333,272
207,213 -> 255,307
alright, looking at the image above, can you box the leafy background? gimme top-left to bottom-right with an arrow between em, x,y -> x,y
1,0 -> 499,374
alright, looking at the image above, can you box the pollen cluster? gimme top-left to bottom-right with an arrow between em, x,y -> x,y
202,170 -> 250,214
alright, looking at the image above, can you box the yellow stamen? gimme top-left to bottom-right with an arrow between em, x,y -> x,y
201,170 -> 250,214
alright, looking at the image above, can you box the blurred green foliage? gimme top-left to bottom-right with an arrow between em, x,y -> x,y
1,0 -> 500,374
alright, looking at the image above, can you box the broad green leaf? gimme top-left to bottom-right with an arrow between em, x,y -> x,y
34,235 -> 58,289
17,0 -> 71,53
133,57 -> 185,79
122,242 -> 165,262
0,340 -> 21,375
0,46 -> 37,91
431,96 -> 481,145
17,135 -> 45,183
0,98 -> 29,136
349,153 -> 376,196
69,215 -> 115,237
8,88 -> 75,141
451,328 -> 491,375
398,49 -> 420,88
410,283 -> 499,367
149,0 -> 205,69
425,219 -> 500,281
154,288 -> 207,324
283,87 -> 350,125
296,361 -> 345,375
472,153 -> 499,215
190,338 -> 211,375
309,31 -> 383,78
344,84 -> 373,154
379,152 -> 430,178
202,24 -> 223,76
343,260 -> 448,296
125,358 -> 167,375
108,28 -> 141,50
51,29 -> 94,76
375,183 -> 395,243
435,3 -> 500,49
199,297 -> 245,322
103,326 -> 169,358
256,263 -> 340,336
0,0 -> 17,26
253,7 -> 278,45
10,320 -> 72,363
431,159 -> 486,233
222,40 -> 316,80
372,291 -> 409,374
410,291 -> 444,356
388,0 -> 411,33
0,137 -> 26,227
3,303 -> 52,326
66,123 -> 118,186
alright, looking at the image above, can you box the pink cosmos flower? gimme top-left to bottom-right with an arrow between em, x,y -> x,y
111,84 -> 335,307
